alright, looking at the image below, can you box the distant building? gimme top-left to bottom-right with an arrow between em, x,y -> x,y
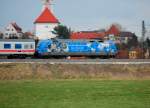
106,24 -> 121,36
34,0 -> 59,40
23,32 -> 35,39
4,22 -> 23,39
105,24 -> 135,44
71,24 -> 135,44
71,31 -> 105,40
104,24 -> 121,41
119,32 -> 134,44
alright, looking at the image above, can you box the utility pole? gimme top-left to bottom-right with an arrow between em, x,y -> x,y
141,20 -> 146,58
142,20 -> 146,42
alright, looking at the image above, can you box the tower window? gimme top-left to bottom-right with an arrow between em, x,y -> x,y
45,26 -> 49,28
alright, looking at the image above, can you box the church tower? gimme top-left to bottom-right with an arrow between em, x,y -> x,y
34,0 -> 59,40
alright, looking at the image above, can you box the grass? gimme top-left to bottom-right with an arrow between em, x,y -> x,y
1,64 -> 150,80
0,80 -> 150,108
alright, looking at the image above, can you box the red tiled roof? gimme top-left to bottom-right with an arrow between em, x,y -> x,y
106,24 -> 120,36
70,32 -> 105,39
24,32 -> 34,36
34,7 -> 59,23
120,32 -> 134,37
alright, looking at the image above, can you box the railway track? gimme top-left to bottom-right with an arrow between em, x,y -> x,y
0,59 -> 150,64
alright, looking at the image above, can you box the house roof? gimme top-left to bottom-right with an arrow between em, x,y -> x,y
70,32 -> 105,39
120,32 -> 134,37
34,7 -> 59,23
106,24 -> 120,36
24,32 -> 34,36
11,22 -> 22,33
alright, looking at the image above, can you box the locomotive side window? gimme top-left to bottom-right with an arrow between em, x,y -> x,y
4,44 -> 11,49
15,44 -> 22,49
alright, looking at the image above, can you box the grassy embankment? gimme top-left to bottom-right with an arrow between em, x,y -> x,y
0,80 -> 150,108
0,63 -> 150,80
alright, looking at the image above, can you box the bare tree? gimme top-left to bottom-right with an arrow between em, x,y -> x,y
0,33 -> 3,39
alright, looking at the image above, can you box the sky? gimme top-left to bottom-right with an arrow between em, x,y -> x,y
0,0 -> 150,37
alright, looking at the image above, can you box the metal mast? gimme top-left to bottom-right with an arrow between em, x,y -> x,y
142,20 -> 146,42
41,0 -> 53,11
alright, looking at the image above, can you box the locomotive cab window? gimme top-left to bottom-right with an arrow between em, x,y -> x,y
89,41 -> 94,43
4,44 -> 11,49
15,44 -> 22,49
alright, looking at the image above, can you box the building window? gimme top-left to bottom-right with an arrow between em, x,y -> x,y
19,34 -> 22,37
15,44 -> 22,49
4,44 -> 11,49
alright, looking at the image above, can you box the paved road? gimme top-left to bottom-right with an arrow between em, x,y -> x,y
0,59 -> 150,64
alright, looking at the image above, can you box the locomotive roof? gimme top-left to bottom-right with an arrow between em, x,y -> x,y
52,38 -> 104,42
0,39 -> 35,42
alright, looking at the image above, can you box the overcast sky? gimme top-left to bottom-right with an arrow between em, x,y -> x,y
0,0 -> 150,37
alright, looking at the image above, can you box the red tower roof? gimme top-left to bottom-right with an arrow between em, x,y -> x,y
34,7 -> 59,23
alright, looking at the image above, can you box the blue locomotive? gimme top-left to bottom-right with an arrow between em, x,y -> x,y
36,39 -> 118,58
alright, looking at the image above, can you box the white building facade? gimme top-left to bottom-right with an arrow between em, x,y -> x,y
4,22 -> 23,39
34,21 -> 58,39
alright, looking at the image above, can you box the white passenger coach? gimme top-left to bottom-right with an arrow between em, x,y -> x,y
0,39 -> 35,58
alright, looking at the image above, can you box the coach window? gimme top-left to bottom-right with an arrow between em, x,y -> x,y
15,44 -> 22,49
4,44 -> 11,49
24,44 -> 29,49
30,44 -> 34,49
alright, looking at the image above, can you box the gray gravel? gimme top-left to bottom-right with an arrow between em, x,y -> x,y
0,59 -> 150,64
